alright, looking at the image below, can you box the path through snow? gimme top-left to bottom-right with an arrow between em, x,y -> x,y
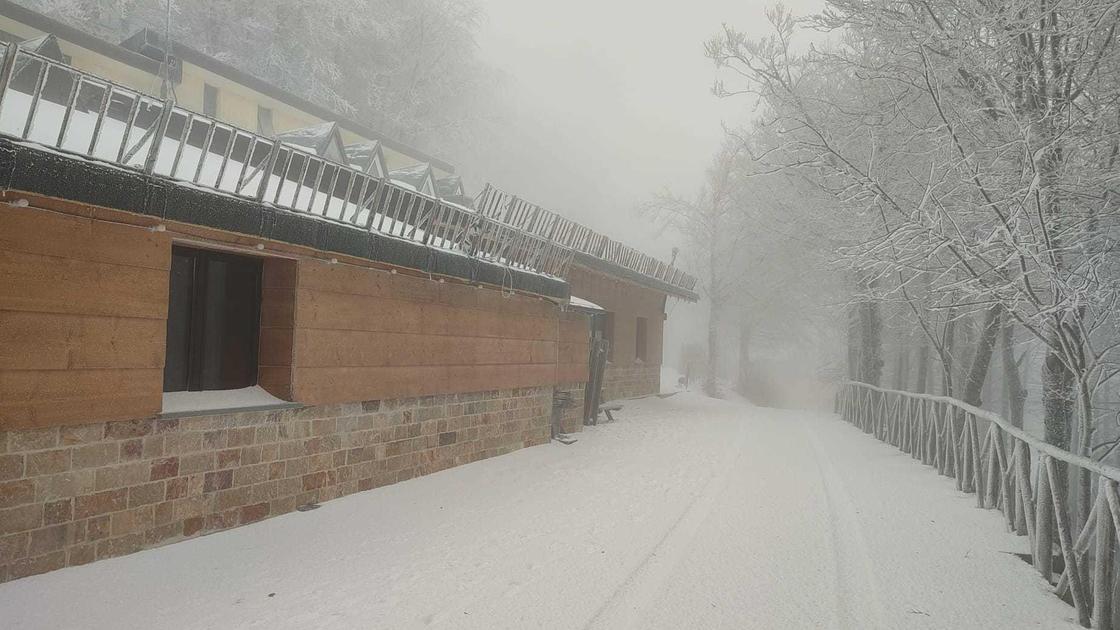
0,394 -> 1077,629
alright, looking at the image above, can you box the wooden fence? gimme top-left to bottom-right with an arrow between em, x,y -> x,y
838,382 -> 1120,629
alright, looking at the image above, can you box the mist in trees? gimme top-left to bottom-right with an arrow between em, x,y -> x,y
675,0 -> 1120,512
21,0 -> 499,151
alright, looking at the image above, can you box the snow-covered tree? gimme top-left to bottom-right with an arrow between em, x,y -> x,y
17,0 -> 498,151
708,1 -> 1120,525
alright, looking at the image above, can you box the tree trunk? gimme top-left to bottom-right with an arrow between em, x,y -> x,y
1000,319 -> 1025,428
915,343 -> 930,394
893,343 -> 910,391
1077,377 -> 1095,531
940,314 -> 956,397
705,296 -> 722,398
847,303 -> 861,381
956,313 -> 978,394
859,299 -> 883,386
961,305 -> 1002,408
1043,347 -> 1075,451
737,320 -> 751,395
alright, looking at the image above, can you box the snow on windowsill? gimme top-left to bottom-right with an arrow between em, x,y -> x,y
568,296 -> 606,311
161,386 -> 298,417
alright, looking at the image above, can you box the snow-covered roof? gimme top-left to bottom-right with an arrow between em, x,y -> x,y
435,174 -> 464,198
21,34 -> 65,62
390,162 -> 435,196
344,141 -> 386,177
276,122 -> 346,162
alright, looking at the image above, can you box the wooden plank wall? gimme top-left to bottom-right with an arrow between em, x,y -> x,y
0,201 -> 591,428
291,260 -> 589,404
557,311 -> 590,385
0,205 -> 169,429
566,264 -> 665,366
257,258 -> 297,400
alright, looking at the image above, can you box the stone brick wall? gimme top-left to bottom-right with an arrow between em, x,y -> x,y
602,363 -> 660,402
553,383 -> 586,435
0,386 -> 552,583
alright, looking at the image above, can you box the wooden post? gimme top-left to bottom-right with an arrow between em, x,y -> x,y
1059,499 -> 1101,601
985,425 -> 1000,509
1036,456 -> 1055,580
948,407 -> 962,487
1048,457 -> 1092,627
961,415 -> 974,493
914,399 -> 924,460
970,415 -> 984,506
1015,441 -> 1037,545
927,403 -> 938,467
1093,483 -> 1114,630
936,405 -> 947,474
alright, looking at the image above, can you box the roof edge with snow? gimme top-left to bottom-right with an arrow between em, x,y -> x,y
0,137 -> 568,300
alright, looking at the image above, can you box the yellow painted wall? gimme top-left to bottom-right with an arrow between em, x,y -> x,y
174,61 -> 318,134
0,15 -> 162,97
0,13 -> 448,172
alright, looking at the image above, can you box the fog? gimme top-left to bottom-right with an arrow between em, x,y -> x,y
451,0 -> 824,386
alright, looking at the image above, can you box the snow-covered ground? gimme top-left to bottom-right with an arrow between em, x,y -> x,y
0,394 -> 1077,629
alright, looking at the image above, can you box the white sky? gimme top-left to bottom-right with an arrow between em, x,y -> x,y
458,0 -> 822,261
457,0 -> 823,366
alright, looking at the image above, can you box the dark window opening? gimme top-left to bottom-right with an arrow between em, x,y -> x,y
257,105 -> 274,136
636,317 -> 648,362
203,83 -> 219,117
164,246 -> 263,393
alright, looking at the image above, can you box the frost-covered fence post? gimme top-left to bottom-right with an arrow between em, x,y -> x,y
968,414 -> 983,503
254,140 -> 283,203
0,42 -> 20,125
1047,455 -> 1091,626
1092,484 -> 1113,630
1036,460 -> 1055,579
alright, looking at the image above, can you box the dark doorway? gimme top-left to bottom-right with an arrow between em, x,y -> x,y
635,316 -> 648,362
584,311 -> 612,424
164,246 -> 263,392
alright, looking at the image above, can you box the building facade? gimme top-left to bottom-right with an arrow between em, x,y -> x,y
0,2 -> 696,583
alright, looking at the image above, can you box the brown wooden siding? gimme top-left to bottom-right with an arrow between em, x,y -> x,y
256,258 -> 297,400
566,264 -> 665,367
0,200 -> 590,429
291,260 -> 588,405
0,205 -> 169,428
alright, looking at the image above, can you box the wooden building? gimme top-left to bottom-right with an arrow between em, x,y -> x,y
0,3 -> 697,583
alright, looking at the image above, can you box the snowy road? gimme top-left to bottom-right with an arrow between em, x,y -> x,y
0,394 -> 1077,629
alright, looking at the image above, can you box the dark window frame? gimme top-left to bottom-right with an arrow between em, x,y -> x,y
636,316 -> 648,362
163,245 -> 263,393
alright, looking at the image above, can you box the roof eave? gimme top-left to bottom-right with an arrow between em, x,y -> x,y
572,253 -> 699,302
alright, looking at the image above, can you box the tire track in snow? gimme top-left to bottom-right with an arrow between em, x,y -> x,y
579,410 -> 749,630
800,415 -> 890,630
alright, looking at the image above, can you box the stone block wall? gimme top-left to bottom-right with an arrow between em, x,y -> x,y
0,386 -> 552,583
553,383 -> 586,434
602,363 -> 660,402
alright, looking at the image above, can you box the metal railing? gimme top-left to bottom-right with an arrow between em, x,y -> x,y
475,184 -> 699,294
837,381 -> 1120,628
0,43 -> 573,279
